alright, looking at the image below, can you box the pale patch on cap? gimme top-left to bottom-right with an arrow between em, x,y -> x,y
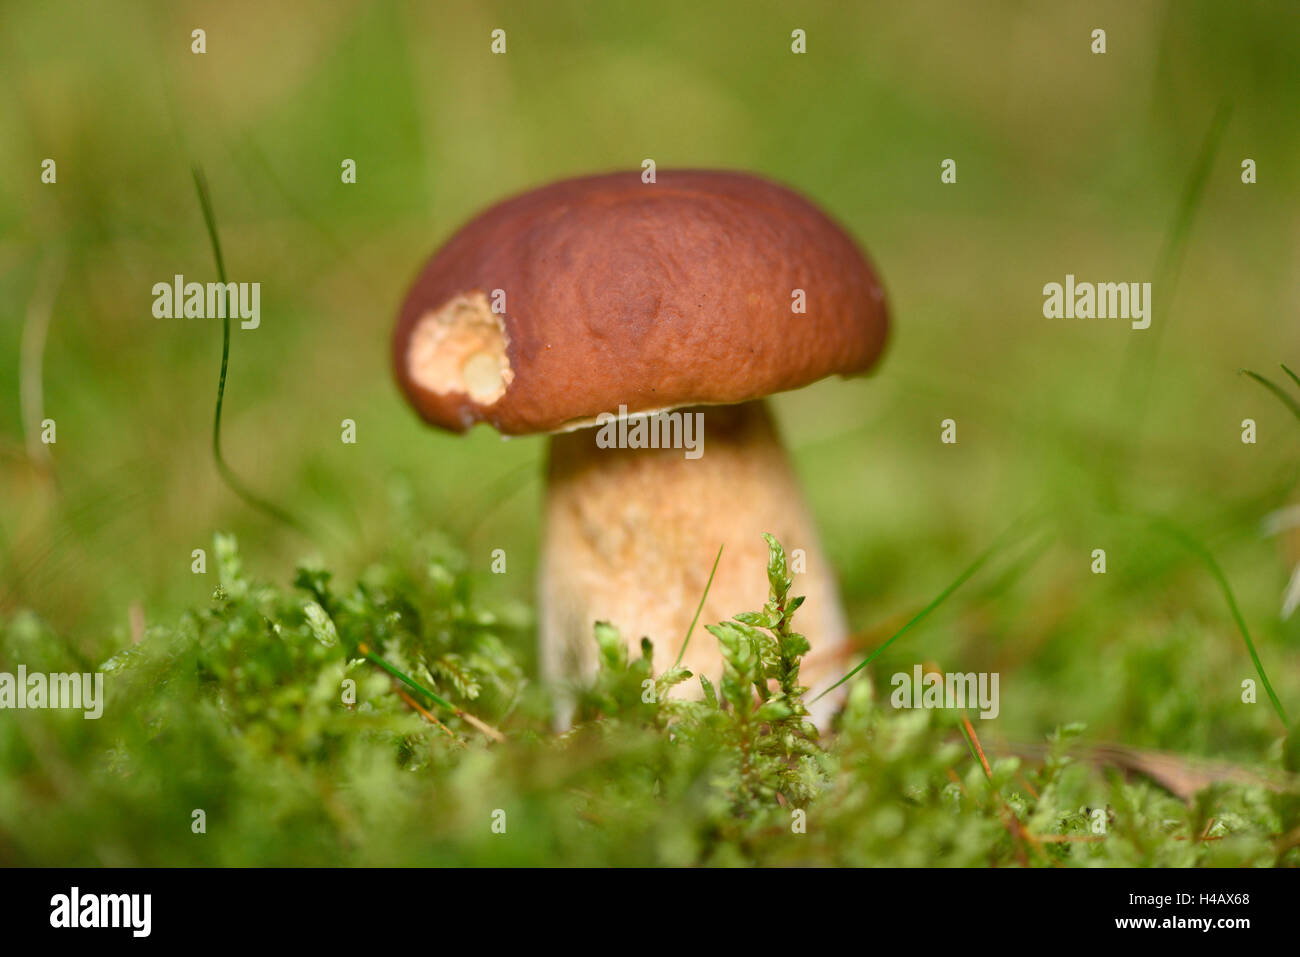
406,291 -> 514,405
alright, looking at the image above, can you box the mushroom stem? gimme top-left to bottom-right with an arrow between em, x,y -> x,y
539,399 -> 850,725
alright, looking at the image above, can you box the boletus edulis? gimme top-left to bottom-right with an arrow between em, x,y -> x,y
393,170 -> 889,725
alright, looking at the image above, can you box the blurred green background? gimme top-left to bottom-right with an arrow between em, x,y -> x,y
2,0 -> 1299,763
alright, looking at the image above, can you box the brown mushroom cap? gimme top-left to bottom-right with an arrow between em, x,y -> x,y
393,169 -> 889,435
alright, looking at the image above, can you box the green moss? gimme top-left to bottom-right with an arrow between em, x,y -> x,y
0,533 -> 1293,867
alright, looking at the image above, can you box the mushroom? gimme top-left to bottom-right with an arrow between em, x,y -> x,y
393,170 -> 889,724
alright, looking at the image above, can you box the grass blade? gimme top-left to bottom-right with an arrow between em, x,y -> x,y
192,166 -> 311,535
1148,518 -> 1289,728
1241,369 -> 1300,423
675,543 -> 724,668
1123,101 -> 1232,421
811,516 -> 1034,703
1281,363 -> 1300,393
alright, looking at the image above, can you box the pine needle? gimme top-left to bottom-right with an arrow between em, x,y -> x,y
358,641 -> 505,743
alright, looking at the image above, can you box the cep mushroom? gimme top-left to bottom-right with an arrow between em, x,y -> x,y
393,170 -> 889,724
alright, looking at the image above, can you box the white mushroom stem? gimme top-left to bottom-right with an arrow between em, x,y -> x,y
539,399 -> 851,726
